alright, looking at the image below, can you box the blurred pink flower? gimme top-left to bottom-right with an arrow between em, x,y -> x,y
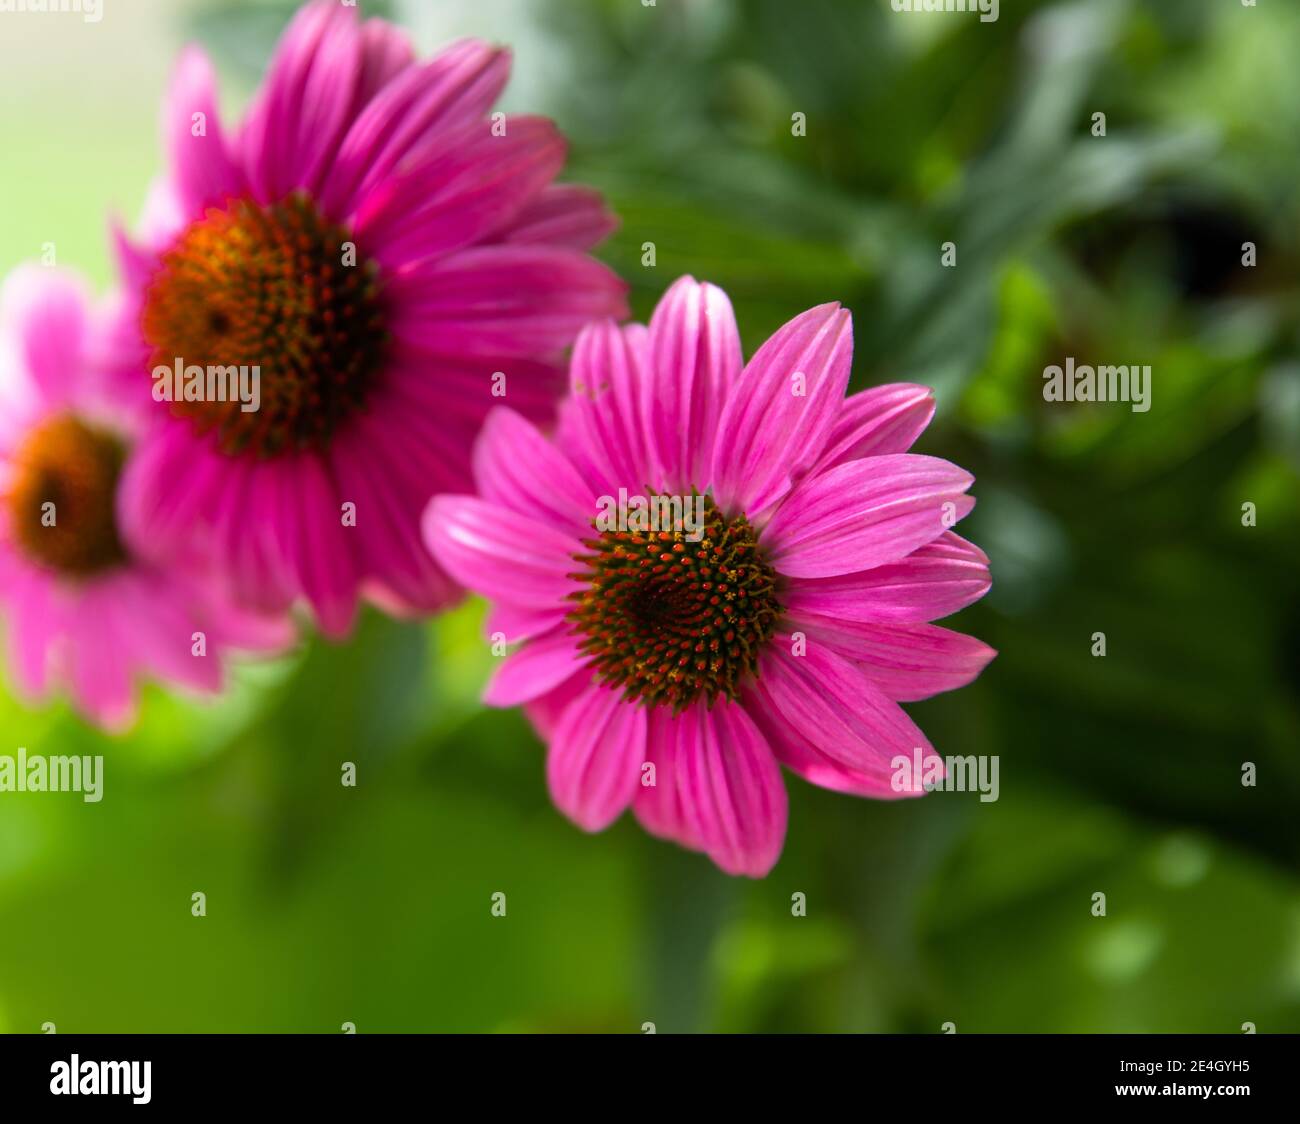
0,267 -> 292,732
112,0 -> 626,636
425,276 -> 995,877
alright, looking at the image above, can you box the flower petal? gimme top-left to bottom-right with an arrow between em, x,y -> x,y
164,45 -> 245,213
642,276 -> 742,492
547,682 -> 646,831
632,707 -> 701,851
4,568 -> 56,699
327,404 -> 463,616
559,320 -> 653,495
485,602 -> 568,646
0,265 -> 91,409
240,1 -> 364,203
711,302 -> 852,516
64,586 -> 137,733
665,701 -> 785,878
109,571 -> 223,694
749,634 -> 936,790
812,382 -> 936,469
750,703 -> 929,799
473,407 -> 597,534
276,452 -> 360,638
390,245 -> 627,361
782,531 -> 990,624
524,667 -> 593,742
354,15 -> 416,104
484,626 -> 584,707
423,494 -> 580,610
787,615 -> 997,701
354,116 -> 567,270
496,184 -> 619,250
322,38 -> 510,218
763,454 -> 974,579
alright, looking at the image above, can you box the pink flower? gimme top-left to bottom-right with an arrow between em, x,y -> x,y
111,1 -> 626,636
0,267 -> 292,732
424,277 -> 995,877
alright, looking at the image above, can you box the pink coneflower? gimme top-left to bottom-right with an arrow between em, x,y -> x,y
0,267 -> 292,732
111,1 -> 626,636
425,277 -> 995,876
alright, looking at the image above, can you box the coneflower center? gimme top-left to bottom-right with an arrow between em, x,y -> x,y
142,193 -> 388,457
568,496 -> 782,710
6,415 -> 127,577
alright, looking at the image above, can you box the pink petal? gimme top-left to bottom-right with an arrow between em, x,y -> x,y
782,531 -> 991,624
204,444 -> 301,615
327,407 -> 463,616
119,429 -> 358,635
484,626 -> 583,706
546,682 -> 646,831
276,453 -> 359,638
763,454 -> 974,579
423,495 -> 580,610
377,356 -> 504,470
322,39 -> 510,218
115,426 -> 209,560
64,586 -> 137,732
384,342 -> 566,435
390,245 -> 627,361
749,634 -> 936,790
472,407 -> 597,534
203,592 -> 297,655
812,383 -> 936,469
559,320 -> 653,495
4,568 -> 56,699
109,223 -> 158,299
635,700 -> 786,877
633,707 -> 702,850
787,615 -> 996,701
240,1 -> 364,203
711,302 -> 852,517
110,571 -> 223,694
134,175 -> 188,250
524,667 -> 593,742
355,116 -> 567,269
355,16 -> 416,104
642,276 -> 742,492
485,602 -> 568,646
497,184 -> 619,250
750,704 -> 925,799
0,265 -> 90,408
164,45 -> 245,213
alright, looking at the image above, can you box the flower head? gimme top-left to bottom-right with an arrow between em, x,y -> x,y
0,267 -> 292,731
112,0 -> 627,636
425,277 -> 995,876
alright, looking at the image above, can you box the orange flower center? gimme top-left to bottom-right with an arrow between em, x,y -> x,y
6,414 -> 127,577
142,193 -> 388,457
568,495 -> 781,710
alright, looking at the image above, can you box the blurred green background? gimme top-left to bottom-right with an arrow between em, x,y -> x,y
1,0 -> 1298,1033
